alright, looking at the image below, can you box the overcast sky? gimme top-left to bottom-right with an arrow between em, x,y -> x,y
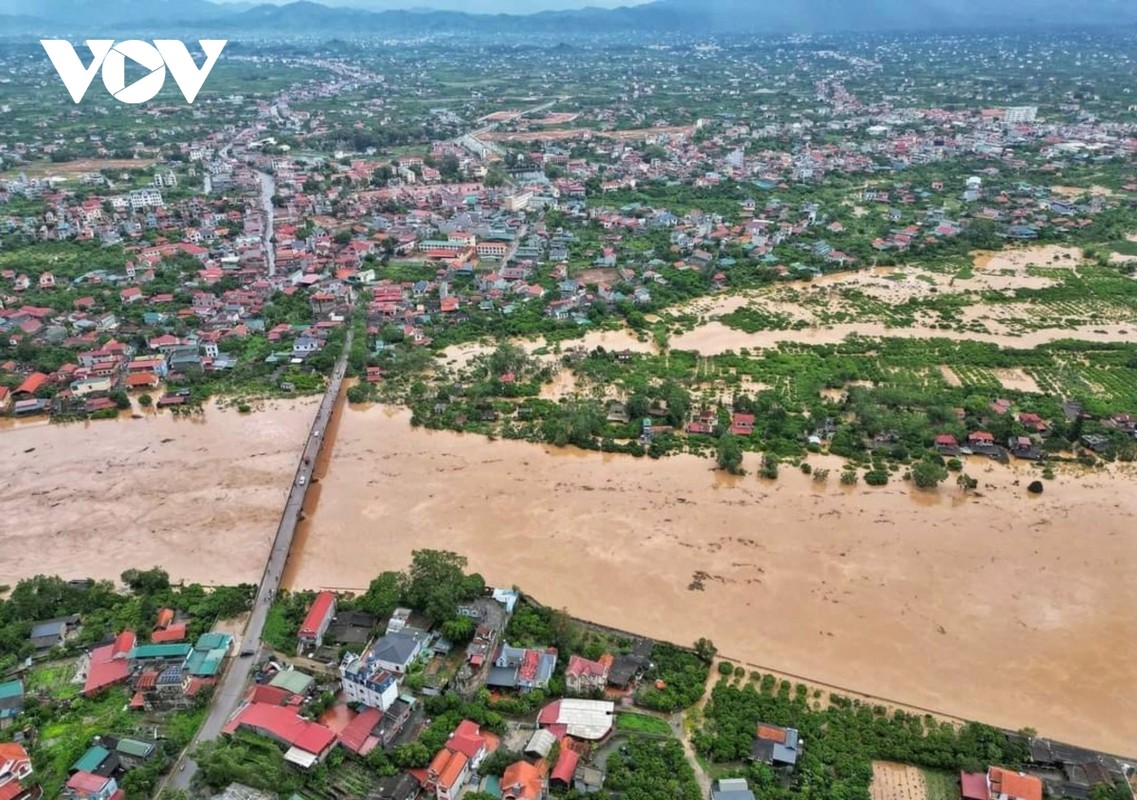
213,0 -> 653,11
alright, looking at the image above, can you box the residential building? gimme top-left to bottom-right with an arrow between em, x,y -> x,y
0,742 -> 36,800
713,778 -> 756,800
340,642 -> 400,711
987,767 -> 1043,800
297,591 -> 336,653
536,699 -> 614,740
221,702 -> 337,769
501,760 -> 544,800
426,720 -> 494,800
64,772 -> 118,800
84,631 -> 136,696
565,654 -> 612,694
0,680 -> 23,724
368,632 -> 423,675
486,645 -> 558,692
749,723 -> 801,767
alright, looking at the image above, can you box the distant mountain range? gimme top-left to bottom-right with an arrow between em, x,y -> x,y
3,0 -> 1136,37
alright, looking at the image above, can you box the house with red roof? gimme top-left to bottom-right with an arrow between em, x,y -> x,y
967,431 -> 995,446
338,707 -> 383,757
500,760 -> 545,800
549,747 -> 578,790
12,372 -> 47,398
987,767 -> 1042,800
221,702 -> 337,769
64,771 -> 119,800
297,591 -> 336,653
83,631 -> 136,696
730,412 -> 755,436
565,654 -> 612,694
0,742 -> 37,800
961,772 -> 988,800
424,720 -> 497,800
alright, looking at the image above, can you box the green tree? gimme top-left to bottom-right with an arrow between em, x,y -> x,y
716,433 -> 743,474
120,567 -> 170,595
912,460 -> 949,490
401,550 -> 483,623
359,571 -> 402,618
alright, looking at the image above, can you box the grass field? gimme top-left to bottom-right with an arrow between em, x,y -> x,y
615,712 -> 673,736
923,769 -> 961,800
25,660 -> 81,700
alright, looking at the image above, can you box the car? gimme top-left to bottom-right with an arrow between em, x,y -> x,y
179,764 -> 186,772
239,649 -> 255,657
297,475 -> 306,485
313,430 -> 321,437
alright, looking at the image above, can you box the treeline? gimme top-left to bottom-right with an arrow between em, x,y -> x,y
0,569 -> 254,672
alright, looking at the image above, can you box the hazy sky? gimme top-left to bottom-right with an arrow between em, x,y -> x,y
213,0 -> 653,10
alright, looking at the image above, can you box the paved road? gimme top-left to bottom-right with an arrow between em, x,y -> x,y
163,328 -> 353,795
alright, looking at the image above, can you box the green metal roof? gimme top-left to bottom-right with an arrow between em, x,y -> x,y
195,632 -> 232,651
0,680 -> 23,699
72,745 -> 110,774
129,643 -> 192,660
185,649 -> 224,677
268,669 -> 314,695
115,738 -> 155,759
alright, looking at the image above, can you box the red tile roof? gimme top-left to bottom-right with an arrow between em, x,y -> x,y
299,591 -> 335,638
989,767 -> 1042,800
961,771 -> 987,800
66,771 -> 110,794
448,720 -> 488,759
757,724 -> 787,743
223,702 -> 337,756
339,707 -> 382,755
432,749 -> 468,792
151,623 -> 187,643
566,654 -> 608,678
550,748 -> 579,784
14,372 -> 47,395
501,760 -> 544,800
84,633 -> 135,696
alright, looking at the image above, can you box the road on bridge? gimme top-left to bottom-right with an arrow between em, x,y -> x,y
162,326 -> 353,795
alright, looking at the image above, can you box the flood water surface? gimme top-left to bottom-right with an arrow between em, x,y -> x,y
289,405 -> 1137,755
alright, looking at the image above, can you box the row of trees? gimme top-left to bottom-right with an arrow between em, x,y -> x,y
695,679 -> 1031,800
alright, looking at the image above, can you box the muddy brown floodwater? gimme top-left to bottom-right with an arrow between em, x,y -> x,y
0,398 -> 318,587
288,405 -> 1137,755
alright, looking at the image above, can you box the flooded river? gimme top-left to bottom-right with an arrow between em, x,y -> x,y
0,398 -> 318,588
289,405 -> 1136,755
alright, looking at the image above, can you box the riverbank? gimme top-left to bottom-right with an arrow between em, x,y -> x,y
0,397 -> 319,588
286,404 -> 1137,755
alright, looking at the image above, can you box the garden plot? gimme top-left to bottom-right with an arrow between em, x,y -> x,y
991,368 -> 1043,393
870,761 -> 929,800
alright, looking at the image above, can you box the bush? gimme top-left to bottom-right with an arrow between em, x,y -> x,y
138,394 -> 153,407
946,458 -> 963,472
237,404 -> 251,414
840,470 -> 858,485
1027,480 -> 1044,495
864,470 -> 889,486
912,460 -> 949,489
718,661 -> 735,676
800,462 -> 812,474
